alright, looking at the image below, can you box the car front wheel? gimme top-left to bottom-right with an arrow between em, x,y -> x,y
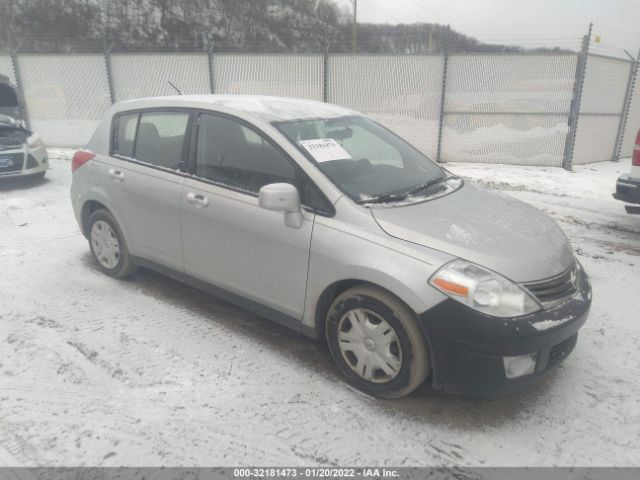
326,286 -> 430,398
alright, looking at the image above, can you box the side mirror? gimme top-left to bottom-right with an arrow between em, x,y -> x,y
258,183 -> 304,228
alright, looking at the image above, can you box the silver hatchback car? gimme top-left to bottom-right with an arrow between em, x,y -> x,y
70,95 -> 591,398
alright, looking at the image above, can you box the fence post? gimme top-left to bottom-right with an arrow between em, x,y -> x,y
10,49 -> 30,129
102,37 -> 116,104
562,22 -> 592,170
208,45 -> 215,94
436,25 -> 450,163
323,52 -> 329,103
612,48 -> 640,161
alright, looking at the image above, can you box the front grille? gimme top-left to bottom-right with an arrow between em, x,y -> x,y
523,264 -> 578,307
0,152 -> 25,173
548,334 -> 578,368
0,137 -> 25,150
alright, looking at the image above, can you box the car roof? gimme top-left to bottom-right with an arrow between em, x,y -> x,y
112,94 -> 360,123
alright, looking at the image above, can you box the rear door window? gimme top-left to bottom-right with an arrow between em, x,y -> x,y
134,111 -> 189,170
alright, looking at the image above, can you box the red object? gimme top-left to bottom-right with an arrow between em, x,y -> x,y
71,150 -> 95,173
633,130 -> 640,167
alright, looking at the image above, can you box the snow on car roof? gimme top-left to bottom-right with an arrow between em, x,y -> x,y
113,95 -> 359,123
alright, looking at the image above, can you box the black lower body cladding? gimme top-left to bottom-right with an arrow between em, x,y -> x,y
418,268 -> 592,396
614,173 -> 640,205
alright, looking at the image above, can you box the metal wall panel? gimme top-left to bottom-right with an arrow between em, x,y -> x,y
580,55 -> 631,114
327,55 -> 443,159
17,54 -> 111,147
572,115 -> 621,165
111,53 -> 210,101
0,55 -> 16,85
572,55 -> 632,163
213,54 -> 323,100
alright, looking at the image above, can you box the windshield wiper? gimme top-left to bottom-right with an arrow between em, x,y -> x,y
356,175 -> 456,205
404,175 -> 450,197
356,192 -> 409,204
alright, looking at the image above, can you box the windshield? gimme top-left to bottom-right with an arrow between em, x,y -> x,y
274,116 -> 447,203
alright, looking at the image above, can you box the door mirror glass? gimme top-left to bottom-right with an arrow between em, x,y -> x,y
259,183 -> 303,228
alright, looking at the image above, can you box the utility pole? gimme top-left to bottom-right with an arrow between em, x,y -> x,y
349,0 -> 358,53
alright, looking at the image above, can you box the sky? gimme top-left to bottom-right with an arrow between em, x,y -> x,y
336,0 -> 640,55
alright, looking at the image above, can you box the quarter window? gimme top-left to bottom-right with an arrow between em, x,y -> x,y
195,113 -> 296,193
134,111 -> 189,170
112,113 -> 138,158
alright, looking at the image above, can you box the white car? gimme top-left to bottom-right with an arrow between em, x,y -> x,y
614,129 -> 640,214
0,75 -> 48,179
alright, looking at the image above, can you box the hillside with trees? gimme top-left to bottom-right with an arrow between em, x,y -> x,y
0,0 -> 566,53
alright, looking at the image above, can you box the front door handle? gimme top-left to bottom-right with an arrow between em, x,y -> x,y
186,191 -> 209,208
108,169 -> 124,181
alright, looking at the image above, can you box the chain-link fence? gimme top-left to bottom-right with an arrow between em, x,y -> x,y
0,55 -> 16,85
1,46 -> 639,168
327,55 -> 443,159
441,53 -> 577,166
214,54 -> 324,100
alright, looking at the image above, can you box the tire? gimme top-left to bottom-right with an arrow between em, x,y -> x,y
87,209 -> 136,278
32,171 -> 46,180
326,285 -> 430,398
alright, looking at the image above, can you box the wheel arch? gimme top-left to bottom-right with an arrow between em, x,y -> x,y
80,199 -> 109,237
314,279 -> 420,336
313,278 -> 437,383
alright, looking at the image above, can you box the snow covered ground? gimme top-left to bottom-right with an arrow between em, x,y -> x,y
0,150 -> 639,467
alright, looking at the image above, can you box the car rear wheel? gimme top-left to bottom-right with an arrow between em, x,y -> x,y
326,286 -> 430,398
87,209 -> 135,278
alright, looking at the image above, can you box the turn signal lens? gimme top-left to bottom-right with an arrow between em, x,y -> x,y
432,277 -> 469,297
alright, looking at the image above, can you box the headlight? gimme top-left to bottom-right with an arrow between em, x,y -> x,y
429,259 -> 541,317
27,134 -> 43,148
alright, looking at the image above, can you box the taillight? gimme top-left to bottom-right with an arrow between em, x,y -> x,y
71,150 -> 95,173
633,130 -> 640,167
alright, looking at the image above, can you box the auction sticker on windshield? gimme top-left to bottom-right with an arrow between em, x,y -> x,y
299,138 -> 352,163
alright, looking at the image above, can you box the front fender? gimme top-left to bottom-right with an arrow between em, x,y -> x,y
302,219 -> 452,330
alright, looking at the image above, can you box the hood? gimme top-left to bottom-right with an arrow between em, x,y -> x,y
0,116 -> 30,144
371,183 -> 574,283
0,76 -> 27,124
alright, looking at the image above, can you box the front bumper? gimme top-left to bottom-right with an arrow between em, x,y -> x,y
613,173 -> 640,205
417,268 -> 591,396
0,147 -> 48,178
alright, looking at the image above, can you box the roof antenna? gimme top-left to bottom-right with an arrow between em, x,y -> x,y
168,80 -> 183,95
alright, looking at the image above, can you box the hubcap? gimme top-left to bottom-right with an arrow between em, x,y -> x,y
337,308 -> 403,383
91,220 -> 121,270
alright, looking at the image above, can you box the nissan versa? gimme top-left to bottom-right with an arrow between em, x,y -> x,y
70,95 -> 591,398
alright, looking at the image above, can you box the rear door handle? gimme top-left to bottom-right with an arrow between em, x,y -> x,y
186,191 -> 209,208
108,169 -> 124,181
